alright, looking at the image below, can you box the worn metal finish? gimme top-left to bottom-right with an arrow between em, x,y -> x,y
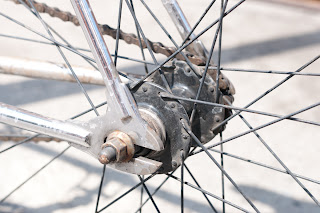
150,60 -> 234,144
71,0 -> 134,119
98,146 -> 117,164
100,131 -> 135,163
139,108 -> 166,142
71,0 -> 164,153
0,102 -> 91,147
161,0 -> 209,61
0,56 -> 131,85
1,0 -> 235,175
132,82 -> 191,173
10,0 -> 206,65
161,0 -> 193,39
0,4 -> 165,173
108,156 -> 162,175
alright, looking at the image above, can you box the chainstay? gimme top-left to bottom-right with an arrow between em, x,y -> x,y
10,0 -> 206,65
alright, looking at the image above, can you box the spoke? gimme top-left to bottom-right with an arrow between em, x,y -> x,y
139,175 -> 144,213
189,0 -> 228,124
0,33 -> 155,67
160,93 -> 320,126
17,0 -> 96,69
47,23 -> 99,71
181,151 -> 184,213
138,175 -> 160,213
134,170 -> 176,213
130,0 -> 148,74
0,146 -> 71,204
95,165 -> 106,213
215,0 -> 225,103
220,132 -> 226,213
210,54 -> 320,133
130,0 -> 247,90
192,102 -> 320,205
236,113 -> 320,206
98,171 -> 158,213
71,101 -> 106,119
0,134 -> 40,154
0,100 -> 107,154
0,12 -> 94,62
208,148 -> 320,185
184,164 -> 218,213
140,0 -> 199,76
17,0 -> 104,80
213,66 -> 320,76
114,0 -> 123,67
188,146 -> 197,157
167,174 -> 249,212
26,0 -> 100,116
0,33 -> 61,46
135,177 -> 169,213
124,0 -> 158,65
182,123 -> 260,213
202,102 -> 320,149
0,12 -> 131,79
181,0 -> 217,46
124,0 -> 172,92
114,55 -> 155,66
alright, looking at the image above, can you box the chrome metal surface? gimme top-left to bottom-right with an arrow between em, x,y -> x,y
161,0 -> 193,39
72,113 -> 163,175
161,0 -> 210,60
0,102 -> 91,147
108,156 -> 162,175
71,0 -> 160,151
70,0 -> 134,118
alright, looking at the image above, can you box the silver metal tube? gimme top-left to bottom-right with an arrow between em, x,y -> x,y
161,0 -> 210,61
0,56 -> 104,85
0,102 -> 91,147
161,0 -> 194,40
71,0 -> 134,119
0,56 -> 131,85
71,0 -> 149,148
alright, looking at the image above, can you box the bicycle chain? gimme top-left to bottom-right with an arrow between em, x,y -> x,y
4,0 -> 235,145
11,0 -> 206,65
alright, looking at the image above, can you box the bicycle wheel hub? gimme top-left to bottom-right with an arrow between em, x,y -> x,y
100,60 -> 235,174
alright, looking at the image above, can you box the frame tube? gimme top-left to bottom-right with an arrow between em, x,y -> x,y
0,102 -> 91,147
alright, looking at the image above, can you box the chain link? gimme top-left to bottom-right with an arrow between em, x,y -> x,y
11,0 -> 206,65
4,0 -> 236,145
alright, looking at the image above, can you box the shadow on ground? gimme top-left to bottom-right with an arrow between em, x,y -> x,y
236,184 -> 319,213
1,27 -> 320,213
0,144 -> 216,213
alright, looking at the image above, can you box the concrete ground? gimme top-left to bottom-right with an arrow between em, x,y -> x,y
0,0 -> 319,212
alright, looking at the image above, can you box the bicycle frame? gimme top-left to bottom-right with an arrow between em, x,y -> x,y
161,0 -> 210,60
0,0 -> 206,174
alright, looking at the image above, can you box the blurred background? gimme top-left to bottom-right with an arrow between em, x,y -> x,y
0,0 -> 319,212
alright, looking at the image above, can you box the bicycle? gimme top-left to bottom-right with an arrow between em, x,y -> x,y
0,0 -> 319,212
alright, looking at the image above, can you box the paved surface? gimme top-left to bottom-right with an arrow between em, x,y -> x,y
0,0 -> 319,212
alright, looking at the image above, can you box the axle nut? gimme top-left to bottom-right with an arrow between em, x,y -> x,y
99,131 -> 135,164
